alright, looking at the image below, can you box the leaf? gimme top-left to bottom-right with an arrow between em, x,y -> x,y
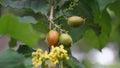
55,0 -> 67,8
9,37 -> 17,48
82,59 -> 92,68
24,58 -> 33,68
17,16 -> 37,24
79,10 -> 111,51
0,49 -> 25,68
17,45 -> 35,57
55,0 -> 111,51
95,10 -> 111,50
0,0 -> 50,16
89,0 -> 112,50
83,11 -> 111,51
59,0 -> 74,9
55,0 -> 76,18
109,17 -> 120,43
32,19 -> 49,34
97,0 -> 116,11
109,0 -> 120,18
78,29 -> 100,51
0,14 -> 40,47
63,56 -> 84,68
63,47 -> 84,68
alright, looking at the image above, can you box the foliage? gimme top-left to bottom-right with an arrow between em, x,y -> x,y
0,14 -> 40,47
0,49 -> 25,68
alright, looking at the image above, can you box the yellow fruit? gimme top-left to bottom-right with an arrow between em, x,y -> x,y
67,16 -> 85,27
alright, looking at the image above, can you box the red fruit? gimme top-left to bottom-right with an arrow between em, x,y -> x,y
47,30 -> 59,46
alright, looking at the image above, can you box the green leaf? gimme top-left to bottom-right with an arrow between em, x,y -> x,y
17,45 -> 35,57
79,0 -> 112,50
32,19 -> 49,34
78,29 -> 100,51
0,0 -> 50,16
109,18 -> 120,43
95,10 -> 111,50
9,37 -> 17,48
0,14 -> 40,47
59,0 -> 74,9
82,59 -> 92,68
17,16 -> 37,24
0,49 -> 25,68
97,0 -> 116,11
79,10 -> 111,51
109,0 -> 120,18
63,44 -> 84,68
63,56 -> 84,68
63,48 -> 84,68
24,58 -> 33,68
55,0 -> 67,8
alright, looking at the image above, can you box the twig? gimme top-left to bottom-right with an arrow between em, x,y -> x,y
49,0 -> 54,29
48,0 -> 68,33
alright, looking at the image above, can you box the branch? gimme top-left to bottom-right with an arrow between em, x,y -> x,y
49,0 -> 54,29
48,0 -> 68,33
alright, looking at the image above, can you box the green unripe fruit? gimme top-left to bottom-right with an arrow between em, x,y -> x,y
67,16 -> 85,27
59,33 -> 73,46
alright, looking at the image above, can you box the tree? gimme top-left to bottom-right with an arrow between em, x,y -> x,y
0,0 -> 120,68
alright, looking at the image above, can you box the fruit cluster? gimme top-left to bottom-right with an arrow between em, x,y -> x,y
47,16 -> 85,47
47,30 -> 73,47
